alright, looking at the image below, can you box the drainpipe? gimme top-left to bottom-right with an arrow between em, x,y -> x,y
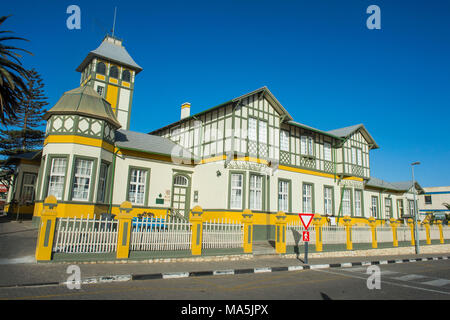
108,147 -> 120,215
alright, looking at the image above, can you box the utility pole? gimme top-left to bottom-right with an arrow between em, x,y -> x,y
411,161 -> 420,254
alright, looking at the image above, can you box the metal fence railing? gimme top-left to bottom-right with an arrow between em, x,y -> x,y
322,226 -> 347,245
351,226 -> 372,244
286,221 -> 316,246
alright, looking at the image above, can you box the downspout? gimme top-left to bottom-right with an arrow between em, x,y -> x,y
108,147 -> 120,215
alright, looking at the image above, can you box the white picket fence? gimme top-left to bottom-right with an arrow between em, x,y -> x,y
443,226 -> 450,240
53,216 -> 118,253
397,226 -> 412,242
322,226 -> 347,244
376,226 -> 394,243
130,216 -> 191,251
202,218 -> 243,249
286,221 -> 316,245
430,226 -> 441,240
351,226 -> 372,244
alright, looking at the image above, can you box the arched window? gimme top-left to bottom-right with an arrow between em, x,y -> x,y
109,66 -> 119,79
173,175 -> 188,187
122,69 -> 131,82
96,62 -> 106,75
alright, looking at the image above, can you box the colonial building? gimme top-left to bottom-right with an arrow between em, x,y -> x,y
5,35 -> 428,239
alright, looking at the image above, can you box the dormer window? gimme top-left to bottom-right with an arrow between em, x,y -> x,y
122,69 -> 131,82
109,66 -> 119,79
96,62 -> 106,75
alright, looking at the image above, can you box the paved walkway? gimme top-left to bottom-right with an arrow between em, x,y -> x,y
0,218 -> 449,288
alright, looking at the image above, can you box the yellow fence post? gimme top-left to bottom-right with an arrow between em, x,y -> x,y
275,211 -> 287,254
312,214 -> 323,252
35,196 -> 58,261
423,221 -> 431,245
116,201 -> 133,259
407,218 -> 415,246
242,209 -> 253,253
190,206 -> 203,256
390,218 -> 399,247
343,216 -> 353,250
436,220 -> 444,244
368,217 -> 377,249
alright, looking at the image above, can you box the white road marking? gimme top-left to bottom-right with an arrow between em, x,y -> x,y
420,279 -> 450,287
392,274 -> 428,281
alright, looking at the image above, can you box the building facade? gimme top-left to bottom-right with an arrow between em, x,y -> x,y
4,35 -> 430,239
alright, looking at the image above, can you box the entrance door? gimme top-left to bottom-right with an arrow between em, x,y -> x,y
171,174 -> 191,219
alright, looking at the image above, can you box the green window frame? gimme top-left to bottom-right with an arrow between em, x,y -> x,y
302,182 -> 314,213
97,161 -> 111,204
385,197 -> 392,219
397,199 -> 404,218
354,189 -> 363,217
323,185 -> 334,215
228,171 -> 246,210
68,156 -> 98,202
249,173 -> 265,211
20,172 -> 37,203
280,129 -> 290,152
278,179 -> 291,213
341,188 -> 353,216
371,196 -> 379,218
45,154 -> 70,201
126,166 -> 150,206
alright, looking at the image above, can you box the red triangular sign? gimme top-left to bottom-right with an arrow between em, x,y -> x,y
298,213 -> 314,230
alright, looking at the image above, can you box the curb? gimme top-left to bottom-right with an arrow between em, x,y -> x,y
2,255 -> 448,289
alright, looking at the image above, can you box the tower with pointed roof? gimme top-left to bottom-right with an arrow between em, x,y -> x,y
76,35 -> 142,130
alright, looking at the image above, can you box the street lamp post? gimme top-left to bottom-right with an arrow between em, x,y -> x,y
411,161 -> 420,254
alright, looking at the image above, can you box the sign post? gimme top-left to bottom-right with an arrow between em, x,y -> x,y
298,213 -> 314,264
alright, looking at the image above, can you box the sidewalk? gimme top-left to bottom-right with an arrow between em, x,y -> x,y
0,218 -> 449,288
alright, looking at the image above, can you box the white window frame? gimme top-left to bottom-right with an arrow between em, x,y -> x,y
71,158 -> 94,202
278,180 -> 289,212
230,173 -> 243,210
128,168 -> 147,205
301,136 -> 314,156
354,190 -> 362,217
385,198 -> 392,218
324,186 -> 333,215
342,189 -> 351,216
324,142 -> 332,161
280,130 -> 290,152
47,157 -> 67,200
371,196 -> 378,218
248,118 -> 257,142
249,174 -> 263,211
302,184 -> 313,213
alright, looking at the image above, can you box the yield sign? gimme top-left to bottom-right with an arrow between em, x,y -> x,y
298,213 -> 314,230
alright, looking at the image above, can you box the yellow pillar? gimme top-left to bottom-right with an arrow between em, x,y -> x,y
407,218 -> 415,246
436,220 -> 444,244
423,221 -> 431,245
242,209 -> 253,253
343,215 -> 353,250
390,218 -> 399,247
312,214 -> 323,252
275,211 -> 287,254
368,217 -> 377,249
116,201 -> 133,259
35,196 -> 58,261
190,206 -> 203,256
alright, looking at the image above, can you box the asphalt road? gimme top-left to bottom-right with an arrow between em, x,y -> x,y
0,259 -> 449,301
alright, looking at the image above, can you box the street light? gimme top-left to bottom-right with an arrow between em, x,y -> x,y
411,161 -> 420,254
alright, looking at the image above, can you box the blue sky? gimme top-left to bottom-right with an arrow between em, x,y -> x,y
3,0 -> 450,187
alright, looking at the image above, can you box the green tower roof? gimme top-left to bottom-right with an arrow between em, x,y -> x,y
44,86 -> 121,128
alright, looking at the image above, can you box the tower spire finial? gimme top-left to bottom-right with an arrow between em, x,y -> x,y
112,7 -> 117,37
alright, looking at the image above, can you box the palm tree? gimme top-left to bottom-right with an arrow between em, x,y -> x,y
0,15 -> 32,125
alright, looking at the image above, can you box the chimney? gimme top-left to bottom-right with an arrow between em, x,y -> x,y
181,102 -> 191,120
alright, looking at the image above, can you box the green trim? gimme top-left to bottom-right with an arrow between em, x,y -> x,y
248,172 -> 266,211
68,155 -> 98,203
228,171 -> 246,211
126,166 -> 151,207
354,188 -> 364,217
171,172 -> 192,219
43,154 -> 70,201
323,185 -> 335,215
277,178 -> 292,213
96,160 -> 111,204
302,182 -> 315,213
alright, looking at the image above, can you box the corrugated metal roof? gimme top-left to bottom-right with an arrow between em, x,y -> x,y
76,36 -> 142,73
366,177 -> 423,192
115,130 -> 198,162
43,86 -> 121,128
